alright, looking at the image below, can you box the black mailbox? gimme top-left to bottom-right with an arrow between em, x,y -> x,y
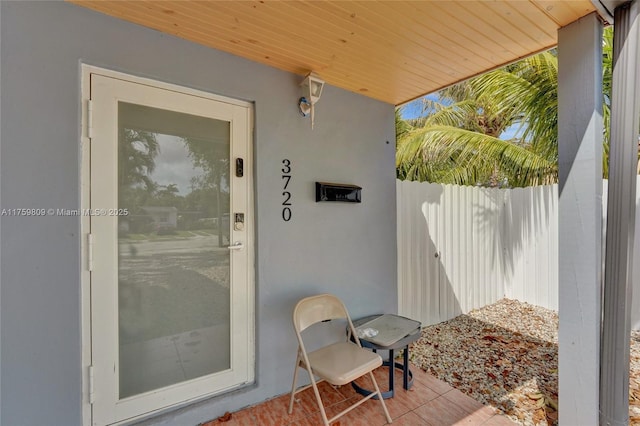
315,182 -> 362,203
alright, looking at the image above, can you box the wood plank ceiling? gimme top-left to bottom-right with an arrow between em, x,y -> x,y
69,0 -> 598,105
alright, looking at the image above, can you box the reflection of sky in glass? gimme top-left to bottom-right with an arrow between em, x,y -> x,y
151,134 -> 204,196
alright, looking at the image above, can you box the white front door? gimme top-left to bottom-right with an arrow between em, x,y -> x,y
87,72 -> 253,425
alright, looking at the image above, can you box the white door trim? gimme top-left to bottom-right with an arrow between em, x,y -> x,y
80,64 -> 254,426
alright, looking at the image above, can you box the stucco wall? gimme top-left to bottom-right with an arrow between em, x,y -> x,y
0,2 -> 397,425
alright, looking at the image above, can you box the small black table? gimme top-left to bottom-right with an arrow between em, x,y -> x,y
351,314 -> 421,399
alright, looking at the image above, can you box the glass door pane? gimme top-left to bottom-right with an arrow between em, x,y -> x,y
117,102 -> 231,398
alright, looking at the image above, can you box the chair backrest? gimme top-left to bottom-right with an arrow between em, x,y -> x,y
293,294 -> 350,333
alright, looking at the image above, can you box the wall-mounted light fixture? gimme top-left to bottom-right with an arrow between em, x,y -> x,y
298,72 -> 325,129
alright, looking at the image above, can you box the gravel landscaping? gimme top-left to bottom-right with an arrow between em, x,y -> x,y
410,298 -> 640,425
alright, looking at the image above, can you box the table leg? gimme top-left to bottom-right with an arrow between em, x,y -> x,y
388,349 -> 394,395
403,346 -> 409,389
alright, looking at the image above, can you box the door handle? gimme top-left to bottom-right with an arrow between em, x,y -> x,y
227,242 -> 244,250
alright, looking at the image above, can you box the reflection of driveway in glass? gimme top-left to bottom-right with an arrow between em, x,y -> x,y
119,323 -> 230,398
122,233 -> 227,256
118,233 -> 230,353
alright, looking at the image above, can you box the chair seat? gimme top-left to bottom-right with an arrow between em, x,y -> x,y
289,295 -> 392,425
306,342 -> 383,386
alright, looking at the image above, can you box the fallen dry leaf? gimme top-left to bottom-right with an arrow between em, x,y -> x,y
410,298 -> 640,426
533,408 -> 546,424
216,412 -> 232,423
546,410 -> 559,422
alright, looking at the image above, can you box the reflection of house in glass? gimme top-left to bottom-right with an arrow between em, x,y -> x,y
141,206 -> 178,231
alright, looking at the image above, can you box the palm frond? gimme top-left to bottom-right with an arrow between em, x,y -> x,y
397,36 -> 618,184
396,125 -> 556,186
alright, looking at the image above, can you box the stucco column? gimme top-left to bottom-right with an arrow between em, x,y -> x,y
557,12 -> 603,425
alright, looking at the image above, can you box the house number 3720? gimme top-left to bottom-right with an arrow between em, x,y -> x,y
282,159 -> 292,221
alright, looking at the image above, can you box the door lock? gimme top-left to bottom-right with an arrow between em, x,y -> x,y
234,213 -> 245,231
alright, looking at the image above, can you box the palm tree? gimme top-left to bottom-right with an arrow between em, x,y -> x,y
182,137 -> 230,246
118,128 -> 160,192
397,28 -> 622,187
396,68 -> 556,187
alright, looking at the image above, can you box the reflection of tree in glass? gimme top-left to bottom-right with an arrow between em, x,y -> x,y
153,184 -> 182,208
183,137 -> 230,246
118,128 -> 159,192
184,177 -> 216,215
117,129 -> 230,242
118,129 -> 160,234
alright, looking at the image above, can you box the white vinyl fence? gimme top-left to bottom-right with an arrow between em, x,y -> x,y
397,178 -> 640,328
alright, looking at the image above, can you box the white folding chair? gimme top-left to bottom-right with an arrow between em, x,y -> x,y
288,294 -> 392,425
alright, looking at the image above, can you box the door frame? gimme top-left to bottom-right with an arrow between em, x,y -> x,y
80,65 -> 255,425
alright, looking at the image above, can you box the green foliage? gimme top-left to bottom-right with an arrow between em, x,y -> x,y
395,107 -> 411,140
397,125 -> 555,187
602,27 -> 613,177
397,28 -> 621,187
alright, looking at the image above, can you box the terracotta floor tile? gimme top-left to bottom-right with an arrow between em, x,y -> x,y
332,396 -> 372,415
286,413 -> 325,426
363,397 -> 395,424
373,365 -> 392,382
251,394 -> 307,426
377,393 -> 413,419
352,373 -> 393,401
201,407 -> 256,426
413,395 -> 475,426
391,383 -> 440,411
353,373 -> 374,390
335,382 -> 360,399
310,396 -> 387,426
450,408 -> 496,425
297,395 -> 364,424
390,411 -> 432,425
294,411 -> 327,425
441,388 -> 491,414
411,369 -> 455,395
210,363 -> 508,426
327,397 -> 389,426
408,362 -> 431,380
296,381 -> 348,415
373,364 -> 414,393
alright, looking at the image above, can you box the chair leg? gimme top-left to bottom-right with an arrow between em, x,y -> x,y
368,371 -> 393,424
288,353 -> 302,414
309,376 -> 330,426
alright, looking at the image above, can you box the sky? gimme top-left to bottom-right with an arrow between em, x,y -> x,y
399,94 -> 439,120
399,93 -> 522,141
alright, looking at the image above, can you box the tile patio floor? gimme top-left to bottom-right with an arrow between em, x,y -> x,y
202,363 -> 517,426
